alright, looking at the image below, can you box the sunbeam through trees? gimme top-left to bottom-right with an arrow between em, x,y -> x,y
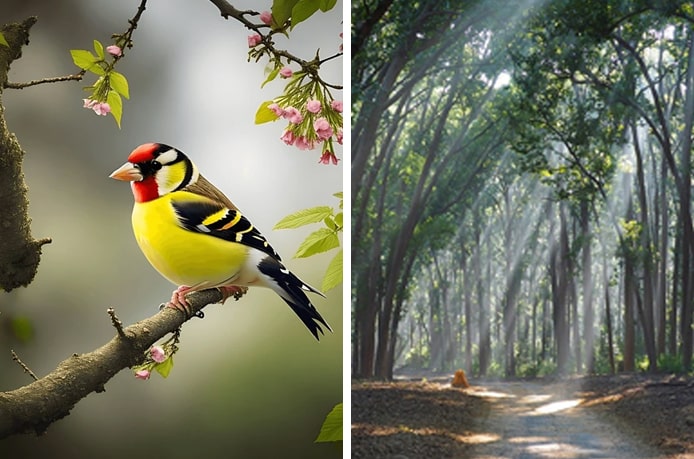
352,0 -> 694,380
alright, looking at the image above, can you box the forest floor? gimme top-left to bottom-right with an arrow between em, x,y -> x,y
352,372 -> 694,458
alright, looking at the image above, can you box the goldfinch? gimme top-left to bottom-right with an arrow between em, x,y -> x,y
109,142 -> 331,340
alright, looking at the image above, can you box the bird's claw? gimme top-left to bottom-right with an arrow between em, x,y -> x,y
161,285 -> 204,319
217,285 -> 248,304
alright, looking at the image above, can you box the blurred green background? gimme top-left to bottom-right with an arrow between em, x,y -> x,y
0,1 -> 343,458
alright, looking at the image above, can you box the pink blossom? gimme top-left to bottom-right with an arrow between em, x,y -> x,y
259,11 -> 273,25
135,369 -> 151,380
282,106 -> 303,124
330,100 -> 343,113
281,129 -> 296,145
268,103 -> 285,117
248,33 -> 262,47
106,45 -> 122,57
82,99 -> 110,116
336,129 -> 343,145
92,102 -> 111,116
279,66 -> 293,78
319,151 -> 339,165
295,136 -> 315,150
313,117 -> 333,140
306,99 -> 321,114
150,346 -> 167,363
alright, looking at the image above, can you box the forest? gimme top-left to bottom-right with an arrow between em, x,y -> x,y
351,0 -> 694,380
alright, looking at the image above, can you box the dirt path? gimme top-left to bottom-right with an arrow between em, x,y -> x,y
467,379 -> 661,458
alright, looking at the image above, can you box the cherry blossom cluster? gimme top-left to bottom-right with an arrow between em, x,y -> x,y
80,45 -> 122,116
248,10 -> 343,165
132,337 -> 177,380
268,97 -> 342,165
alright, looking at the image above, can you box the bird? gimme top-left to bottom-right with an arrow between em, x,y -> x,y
109,142 -> 331,340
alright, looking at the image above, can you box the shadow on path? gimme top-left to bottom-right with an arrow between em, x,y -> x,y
465,379 -> 660,459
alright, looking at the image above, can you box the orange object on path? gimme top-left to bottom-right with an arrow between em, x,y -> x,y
452,369 -> 470,388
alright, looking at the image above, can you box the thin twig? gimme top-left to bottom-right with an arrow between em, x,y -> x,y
107,308 -> 127,339
208,0 -> 342,90
4,0 -> 147,91
5,71 -> 85,89
11,350 -> 38,381
112,0 -> 148,58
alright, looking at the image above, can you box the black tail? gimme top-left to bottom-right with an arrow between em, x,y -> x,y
280,287 -> 332,340
258,256 -> 332,340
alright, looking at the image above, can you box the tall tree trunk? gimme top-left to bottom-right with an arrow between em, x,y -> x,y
581,201 -> 595,373
551,204 -> 571,375
604,255 -> 616,374
632,121 -> 658,371
670,232 -> 680,356
678,30 -> 694,371
656,154 -> 668,356
478,237 -> 492,376
463,251 -> 473,374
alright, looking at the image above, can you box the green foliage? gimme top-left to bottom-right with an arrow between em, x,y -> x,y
10,315 -> 35,343
153,356 -> 174,378
656,353 -> 687,374
517,360 -> 558,378
255,100 -> 280,124
272,0 -> 337,30
274,192 -> 342,292
315,402 -> 342,442
403,346 -> 430,369
321,248 -> 342,292
274,206 -> 334,228
0,32 -> 8,47
70,39 -> 130,127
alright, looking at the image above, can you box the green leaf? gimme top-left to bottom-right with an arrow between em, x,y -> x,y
154,356 -> 174,378
107,90 -> 123,128
294,227 -> 339,258
90,65 -> 106,76
321,249 -> 342,292
274,206 -> 333,229
109,71 -> 130,99
315,403 -> 342,442
255,100 -> 280,124
70,49 -> 99,72
93,39 -> 104,60
11,316 -> 35,343
0,33 -> 8,47
272,0 -> 299,26
319,0 -> 337,11
323,215 -> 337,231
334,211 -> 343,228
261,65 -> 280,89
291,0 -> 320,29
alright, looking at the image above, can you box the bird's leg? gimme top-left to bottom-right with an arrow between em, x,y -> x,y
165,285 -> 201,318
217,285 -> 248,304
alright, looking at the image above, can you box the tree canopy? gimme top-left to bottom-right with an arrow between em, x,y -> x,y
352,0 -> 694,379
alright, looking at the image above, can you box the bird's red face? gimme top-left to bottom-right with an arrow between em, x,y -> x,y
110,143 -> 197,203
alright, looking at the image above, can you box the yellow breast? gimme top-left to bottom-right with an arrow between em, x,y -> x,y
131,193 -> 248,288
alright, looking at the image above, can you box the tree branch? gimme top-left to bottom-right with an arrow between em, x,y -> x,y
0,17 -> 52,292
207,0 -> 343,90
0,288 -> 227,438
5,71 -> 85,89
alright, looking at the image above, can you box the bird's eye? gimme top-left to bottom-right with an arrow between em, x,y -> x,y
151,161 -> 162,170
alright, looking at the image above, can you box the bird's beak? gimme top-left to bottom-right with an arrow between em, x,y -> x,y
109,162 -> 143,182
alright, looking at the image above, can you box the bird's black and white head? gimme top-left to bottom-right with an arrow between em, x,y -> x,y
110,143 -> 199,202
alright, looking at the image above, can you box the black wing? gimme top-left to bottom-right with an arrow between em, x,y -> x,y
171,197 -> 282,261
